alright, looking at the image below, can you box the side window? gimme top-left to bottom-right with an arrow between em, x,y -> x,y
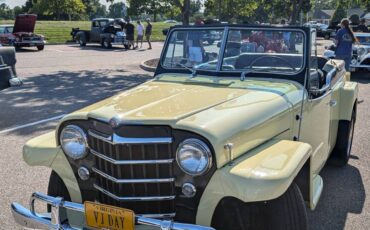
92,21 -> 99,28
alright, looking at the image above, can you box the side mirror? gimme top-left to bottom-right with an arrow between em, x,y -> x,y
162,28 -> 169,36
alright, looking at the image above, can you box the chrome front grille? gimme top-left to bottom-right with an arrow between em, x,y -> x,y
88,129 -> 176,217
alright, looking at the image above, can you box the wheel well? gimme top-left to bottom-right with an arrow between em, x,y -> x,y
293,158 -> 310,204
211,197 -> 268,229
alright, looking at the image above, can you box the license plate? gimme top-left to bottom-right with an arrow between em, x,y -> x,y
85,201 -> 135,230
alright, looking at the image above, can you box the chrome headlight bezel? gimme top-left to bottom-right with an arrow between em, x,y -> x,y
176,138 -> 213,176
60,125 -> 88,160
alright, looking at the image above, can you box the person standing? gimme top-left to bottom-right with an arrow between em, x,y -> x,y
135,21 -> 144,49
357,18 -> 369,33
125,18 -> 135,49
334,18 -> 356,71
145,18 -> 152,50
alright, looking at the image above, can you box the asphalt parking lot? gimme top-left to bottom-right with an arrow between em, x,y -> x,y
0,41 -> 369,230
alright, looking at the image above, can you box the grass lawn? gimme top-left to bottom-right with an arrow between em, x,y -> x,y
0,20 -> 168,44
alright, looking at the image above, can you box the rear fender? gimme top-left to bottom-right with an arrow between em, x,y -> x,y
339,81 -> 358,121
196,139 -> 312,226
23,131 -> 82,202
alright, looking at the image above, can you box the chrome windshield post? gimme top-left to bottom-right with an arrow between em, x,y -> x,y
216,26 -> 229,71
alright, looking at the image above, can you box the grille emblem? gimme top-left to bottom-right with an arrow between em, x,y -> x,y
109,116 -> 120,128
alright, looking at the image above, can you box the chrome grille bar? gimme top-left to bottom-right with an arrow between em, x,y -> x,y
88,130 -> 173,145
93,184 -> 176,201
92,167 -> 175,183
91,149 -> 174,165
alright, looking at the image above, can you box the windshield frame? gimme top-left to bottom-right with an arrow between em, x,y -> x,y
157,25 -> 309,82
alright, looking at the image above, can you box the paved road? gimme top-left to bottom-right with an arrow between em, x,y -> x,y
0,42 -> 369,230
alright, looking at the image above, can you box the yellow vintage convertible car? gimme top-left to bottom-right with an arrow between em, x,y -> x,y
11,25 -> 358,230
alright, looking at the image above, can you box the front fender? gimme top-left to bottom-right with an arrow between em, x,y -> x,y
23,131 -> 82,203
196,139 -> 312,226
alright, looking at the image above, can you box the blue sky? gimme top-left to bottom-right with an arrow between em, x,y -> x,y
1,0 -> 126,8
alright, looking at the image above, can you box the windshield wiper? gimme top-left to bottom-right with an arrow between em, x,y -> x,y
169,62 -> 197,78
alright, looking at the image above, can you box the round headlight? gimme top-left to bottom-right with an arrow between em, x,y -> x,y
176,139 -> 212,176
60,125 -> 88,159
358,47 -> 366,57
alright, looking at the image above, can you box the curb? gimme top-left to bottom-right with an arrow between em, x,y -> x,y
140,60 -> 157,72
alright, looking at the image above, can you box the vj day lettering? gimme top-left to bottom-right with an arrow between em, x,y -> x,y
93,211 -> 125,228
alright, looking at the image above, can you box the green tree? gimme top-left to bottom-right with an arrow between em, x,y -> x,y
0,3 -> 14,19
204,0 -> 260,22
108,2 -> 125,18
32,0 -> 85,20
331,1 -> 347,24
82,0 -> 107,19
13,6 -> 23,16
128,0 -> 171,22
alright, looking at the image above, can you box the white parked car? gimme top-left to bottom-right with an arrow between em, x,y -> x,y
324,33 -> 370,72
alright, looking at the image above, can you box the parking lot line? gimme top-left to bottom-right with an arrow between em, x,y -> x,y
0,114 -> 66,134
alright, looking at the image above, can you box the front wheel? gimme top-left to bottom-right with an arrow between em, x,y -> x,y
211,183 -> 308,230
124,44 -> 129,49
330,108 -> 356,166
102,38 -> 112,49
37,45 -> 44,51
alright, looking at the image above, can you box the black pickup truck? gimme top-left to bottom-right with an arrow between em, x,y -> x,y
71,18 -> 129,49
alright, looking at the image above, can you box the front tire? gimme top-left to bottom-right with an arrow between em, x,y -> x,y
37,45 -> 44,51
211,183 -> 308,230
47,171 -> 71,211
330,108 -> 356,166
102,38 -> 112,49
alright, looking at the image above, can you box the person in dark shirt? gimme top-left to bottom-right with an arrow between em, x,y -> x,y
145,18 -> 152,49
125,18 -> 135,49
357,18 -> 369,33
334,18 -> 356,71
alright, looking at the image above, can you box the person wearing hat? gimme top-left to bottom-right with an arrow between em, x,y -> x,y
358,18 -> 369,33
145,18 -> 152,49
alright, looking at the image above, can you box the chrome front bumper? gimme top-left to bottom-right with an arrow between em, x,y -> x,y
11,192 -> 214,230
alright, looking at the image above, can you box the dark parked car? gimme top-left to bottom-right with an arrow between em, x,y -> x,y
0,14 -> 45,51
71,18 -> 129,49
0,46 -> 22,90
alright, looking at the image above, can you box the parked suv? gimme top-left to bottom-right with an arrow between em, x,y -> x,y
11,25 -> 358,230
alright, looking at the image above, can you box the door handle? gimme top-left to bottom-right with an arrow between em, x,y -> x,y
328,100 -> 337,107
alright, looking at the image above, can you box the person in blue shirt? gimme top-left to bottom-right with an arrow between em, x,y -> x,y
334,18 -> 356,71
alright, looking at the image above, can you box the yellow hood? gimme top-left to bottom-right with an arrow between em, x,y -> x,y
61,74 -> 304,167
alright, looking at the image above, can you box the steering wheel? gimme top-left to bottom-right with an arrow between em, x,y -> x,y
246,55 -> 297,71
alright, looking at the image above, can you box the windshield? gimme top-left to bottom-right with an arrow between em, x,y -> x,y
162,27 -> 305,74
356,35 -> 370,45
162,29 -> 224,71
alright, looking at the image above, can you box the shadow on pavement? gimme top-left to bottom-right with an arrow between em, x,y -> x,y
308,164 -> 365,230
69,44 -> 128,52
0,69 -> 151,134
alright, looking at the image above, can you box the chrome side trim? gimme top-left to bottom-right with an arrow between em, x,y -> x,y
138,213 -> 176,218
88,130 -> 173,145
93,184 -> 176,201
91,149 -> 174,165
92,167 -> 175,183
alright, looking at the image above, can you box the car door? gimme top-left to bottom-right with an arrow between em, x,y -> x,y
90,20 -> 102,42
299,31 -> 332,175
